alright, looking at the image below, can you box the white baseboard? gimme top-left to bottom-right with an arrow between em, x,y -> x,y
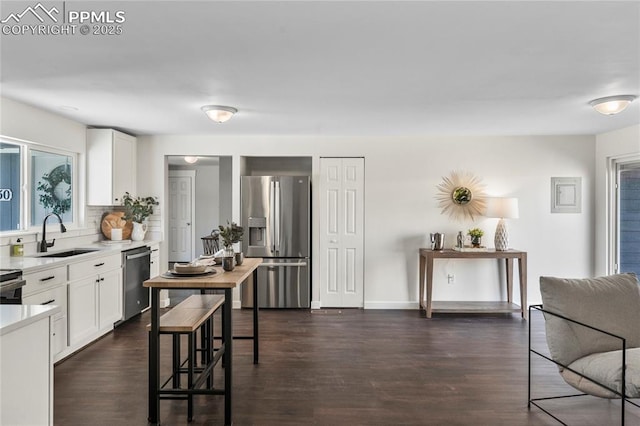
310,301 -> 419,310
233,300 -> 241,309
363,301 -> 419,310
160,297 -> 170,308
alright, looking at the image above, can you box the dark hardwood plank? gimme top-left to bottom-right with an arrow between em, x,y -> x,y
53,309 -> 640,425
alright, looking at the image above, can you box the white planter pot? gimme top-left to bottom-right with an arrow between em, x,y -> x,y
131,222 -> 147,241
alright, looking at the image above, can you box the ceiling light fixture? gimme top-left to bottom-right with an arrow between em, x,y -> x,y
201,105 -> 238,123
589,95 -> 637,115
184,156 -> 199,164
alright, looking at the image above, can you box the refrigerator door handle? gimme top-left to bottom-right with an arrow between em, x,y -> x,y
258,262 -> 308,267
269,180 -> 276,253
274,180 -> 281,253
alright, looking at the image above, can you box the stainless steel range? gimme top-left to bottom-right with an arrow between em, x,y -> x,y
0,269 -> 25,304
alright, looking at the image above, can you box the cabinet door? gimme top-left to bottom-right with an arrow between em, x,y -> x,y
150,244 -> 160,278
68,277 -> 98,345
52,316 -> 66,357
112,132 -> 135,204
99,269 -> 122,329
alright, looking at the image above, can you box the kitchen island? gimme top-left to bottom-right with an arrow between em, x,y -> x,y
0,304 -> 60,426
144,257 -> 262,426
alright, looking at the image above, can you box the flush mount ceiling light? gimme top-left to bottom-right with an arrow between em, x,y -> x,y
184,156 -> 198,164
589,95 -> 637,115
201,105 -> 238,123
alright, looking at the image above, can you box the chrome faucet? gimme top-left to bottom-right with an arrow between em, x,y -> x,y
40,213 -> 67,252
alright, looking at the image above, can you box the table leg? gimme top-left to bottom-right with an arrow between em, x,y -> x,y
419,253 -> 426,312
519,253 -> 528,319
506,258 -> 514,304
148,288 -> 160,424
224,288 -> 233,426
426,254 -> 434,318
252,268 -> 259,364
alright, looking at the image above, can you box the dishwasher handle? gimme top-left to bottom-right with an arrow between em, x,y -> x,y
125,250 -> 152,261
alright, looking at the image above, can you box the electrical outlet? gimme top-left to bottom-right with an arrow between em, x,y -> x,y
447,274 -> 455,284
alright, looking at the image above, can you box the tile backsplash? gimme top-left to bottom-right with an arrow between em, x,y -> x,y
0,205 -> 162,258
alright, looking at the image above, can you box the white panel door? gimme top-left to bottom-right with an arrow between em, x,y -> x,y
169,173 -> 194,262
319,158 -> 364,307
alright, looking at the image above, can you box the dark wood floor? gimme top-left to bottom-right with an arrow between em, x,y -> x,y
54,309 -> 640,425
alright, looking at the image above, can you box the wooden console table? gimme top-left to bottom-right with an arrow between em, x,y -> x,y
419,248 -> 527,319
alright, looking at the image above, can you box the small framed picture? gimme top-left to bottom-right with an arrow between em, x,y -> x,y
551,177 -> 582,213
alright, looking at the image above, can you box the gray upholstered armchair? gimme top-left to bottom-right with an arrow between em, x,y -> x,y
528,273 -> 640,425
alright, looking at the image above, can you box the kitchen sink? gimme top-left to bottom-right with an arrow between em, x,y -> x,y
34,249 -> 100,258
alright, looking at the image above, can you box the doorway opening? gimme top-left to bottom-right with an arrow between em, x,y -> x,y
166,155 -> 232,304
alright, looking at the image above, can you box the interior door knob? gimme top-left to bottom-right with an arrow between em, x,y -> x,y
186,223 -> 191,226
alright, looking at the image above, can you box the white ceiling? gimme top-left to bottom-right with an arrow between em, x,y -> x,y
1,1 -> 639,137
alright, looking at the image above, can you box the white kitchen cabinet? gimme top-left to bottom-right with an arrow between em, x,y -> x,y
98,268 -> 122,329
86,128 -> 136,205
149,243 -> 160,278
22,284 -> 67,362
0,306 -> 58,426
68,276 -> 98,345
67,253 -> 122,348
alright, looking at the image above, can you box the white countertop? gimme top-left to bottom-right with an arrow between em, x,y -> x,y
0,304 -> 61,336
0,239 -> 161,274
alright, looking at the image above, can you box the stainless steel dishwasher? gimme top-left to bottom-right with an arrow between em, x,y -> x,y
121,246 -> 151,322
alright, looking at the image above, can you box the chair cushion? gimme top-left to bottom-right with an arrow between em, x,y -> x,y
539,273 -> 640,367
561,347 -> 640,398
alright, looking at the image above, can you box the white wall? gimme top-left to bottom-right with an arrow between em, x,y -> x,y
0,97 -> 85,152
137,134 -> 596,308
594,124 -> 640,276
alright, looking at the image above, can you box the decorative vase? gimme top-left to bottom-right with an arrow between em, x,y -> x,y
471,235 -> 481,248
222,256 -> 235,271
234,252 -> 244,266
131,222 -> 147,241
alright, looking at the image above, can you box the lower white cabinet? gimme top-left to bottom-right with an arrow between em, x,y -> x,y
0,313 -> 55,426
22,285 -> 67,362
68,276 -> 98,345
149,243 -> 160,278
98,268 -> 122,329
67,254 -> 122,349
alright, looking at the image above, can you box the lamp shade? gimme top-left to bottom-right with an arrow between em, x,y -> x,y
484,197 -> 519,219
201,105 -> 238,123
589,95 -> 636,115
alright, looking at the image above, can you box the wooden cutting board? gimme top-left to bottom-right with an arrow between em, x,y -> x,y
101,211 -> 133,240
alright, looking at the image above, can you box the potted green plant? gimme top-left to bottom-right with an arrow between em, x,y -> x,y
218,221 -> 244,269
122,192 -> 159,241
467,227 -> 484,248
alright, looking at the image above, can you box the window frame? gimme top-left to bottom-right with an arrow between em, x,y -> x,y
608,153 -> 640,275
0,135 -> 79,235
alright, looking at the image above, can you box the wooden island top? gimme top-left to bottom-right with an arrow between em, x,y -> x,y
144,257 -> 262,289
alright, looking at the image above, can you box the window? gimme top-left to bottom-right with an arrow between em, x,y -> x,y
616,160 -> 640,275
0,142 -> 22,231
0,137 -> 77,232
31,149 -> 74,226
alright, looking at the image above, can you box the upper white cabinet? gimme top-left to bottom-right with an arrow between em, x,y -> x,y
86,129 -> 136,205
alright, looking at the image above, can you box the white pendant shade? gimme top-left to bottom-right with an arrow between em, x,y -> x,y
589,95 -> 637,115
201,105 -> 238,123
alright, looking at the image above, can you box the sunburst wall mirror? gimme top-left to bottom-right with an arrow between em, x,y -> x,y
436,170 -> 486,221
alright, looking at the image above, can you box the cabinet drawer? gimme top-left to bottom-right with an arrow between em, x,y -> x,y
23,266 -> 67,296
22,284 -> 67,320
68,253 -> 122,281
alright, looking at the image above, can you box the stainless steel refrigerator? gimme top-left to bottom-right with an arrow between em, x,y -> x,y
240,176 -> 310,308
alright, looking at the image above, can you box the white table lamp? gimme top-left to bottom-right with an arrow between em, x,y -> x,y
485,197 -> 519,251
